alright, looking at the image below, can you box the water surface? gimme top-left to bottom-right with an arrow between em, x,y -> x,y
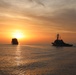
0,44 -> 76,75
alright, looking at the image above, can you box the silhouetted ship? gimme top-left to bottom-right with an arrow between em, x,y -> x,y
52,34 -> 73,47
12,38 -> 18,45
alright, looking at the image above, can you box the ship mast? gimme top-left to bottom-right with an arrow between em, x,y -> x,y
57,34 -> 59,40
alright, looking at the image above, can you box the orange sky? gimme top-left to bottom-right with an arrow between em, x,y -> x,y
0,0 -> 76,44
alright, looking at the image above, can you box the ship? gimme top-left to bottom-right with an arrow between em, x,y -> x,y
52,34 -> 73,47
11,38 -> 18,45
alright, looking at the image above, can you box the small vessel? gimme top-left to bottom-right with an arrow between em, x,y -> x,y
11,38 -> 18,45
52,34 -> 73,47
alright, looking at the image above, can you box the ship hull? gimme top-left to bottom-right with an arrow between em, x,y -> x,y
52,43 -> 73,47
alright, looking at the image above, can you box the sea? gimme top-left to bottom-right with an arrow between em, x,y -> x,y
0,44 -> 76,75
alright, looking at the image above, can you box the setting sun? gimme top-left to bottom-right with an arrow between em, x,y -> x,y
12,30 -> 24,39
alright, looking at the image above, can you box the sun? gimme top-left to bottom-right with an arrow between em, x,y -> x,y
12,30 -> 24,39
14,33 -> 23,39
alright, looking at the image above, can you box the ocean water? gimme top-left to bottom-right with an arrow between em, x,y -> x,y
0,44 -> 76,75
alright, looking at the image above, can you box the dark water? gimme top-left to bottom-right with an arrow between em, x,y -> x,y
0,44 -> 76,75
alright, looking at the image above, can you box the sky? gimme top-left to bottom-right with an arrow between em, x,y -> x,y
0,0 -> 76,44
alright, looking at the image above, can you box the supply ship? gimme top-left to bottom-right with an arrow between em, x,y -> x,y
52,34 -> 73,47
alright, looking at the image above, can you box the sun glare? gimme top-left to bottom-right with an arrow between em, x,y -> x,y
12,30 -> 24,39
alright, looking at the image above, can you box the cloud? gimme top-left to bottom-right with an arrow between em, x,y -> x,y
0,0 -> 76,33
51,9 -> 76,30
0,0 -> 10,8
28,0 -> 45,6
20,8 -> 76,32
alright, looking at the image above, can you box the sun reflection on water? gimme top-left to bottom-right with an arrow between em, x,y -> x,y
15,45 -> 22,66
